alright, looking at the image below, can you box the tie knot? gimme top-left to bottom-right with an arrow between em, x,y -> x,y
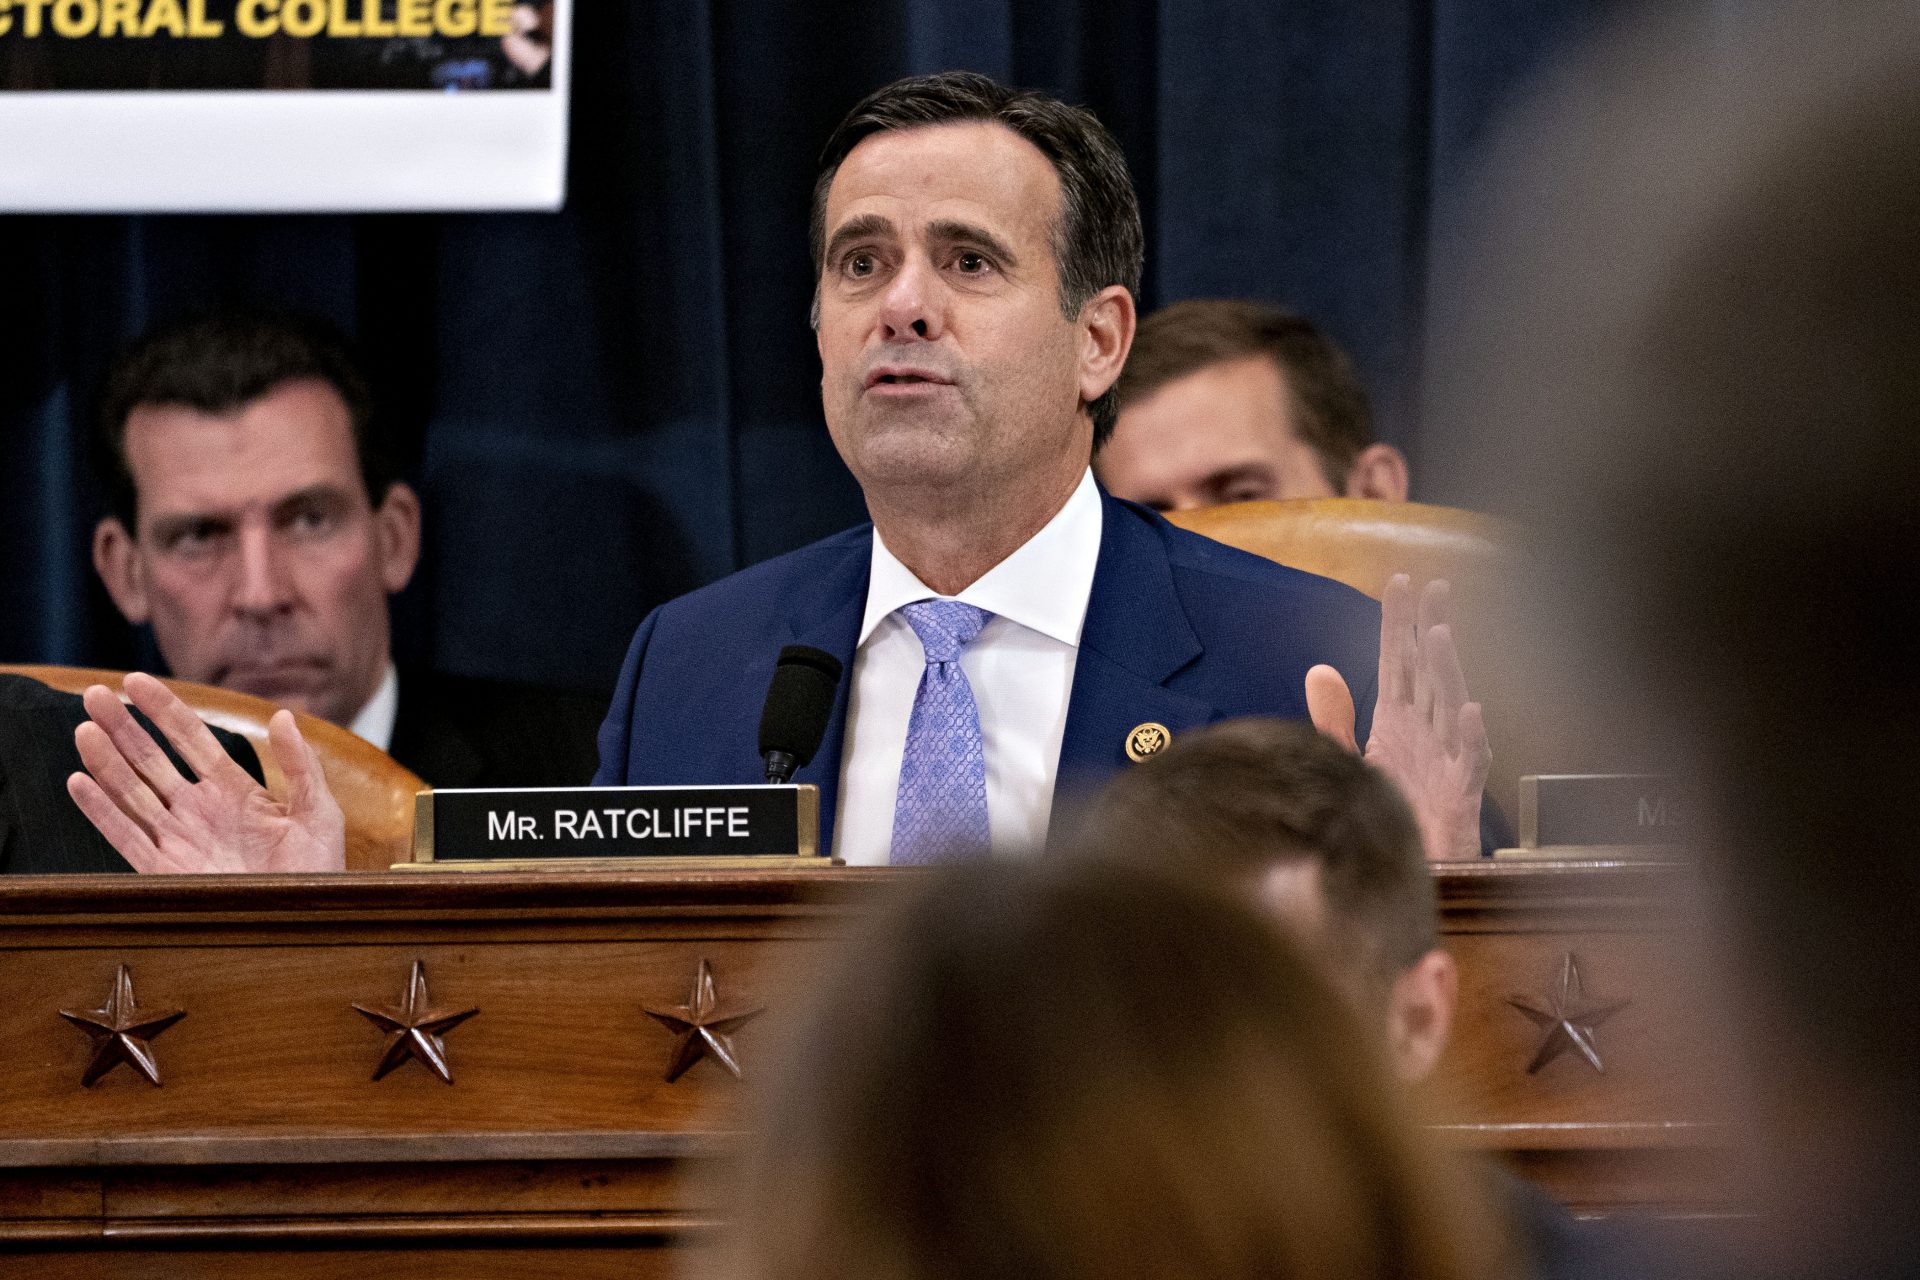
900,599 -> 991,664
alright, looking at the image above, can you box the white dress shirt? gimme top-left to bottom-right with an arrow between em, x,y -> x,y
833,469 -> 1104,865
348,663 -> 400,752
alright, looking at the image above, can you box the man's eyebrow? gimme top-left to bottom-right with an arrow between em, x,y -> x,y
271,484 -> 355,516
1203,464 -> 1275,492
144,484 -> 357,541
823,213 -> 897,264
146,509 -> 234,543
927,220 -> 1019,267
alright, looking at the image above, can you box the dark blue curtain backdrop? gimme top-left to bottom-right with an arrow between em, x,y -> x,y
0,0 -> 1627,695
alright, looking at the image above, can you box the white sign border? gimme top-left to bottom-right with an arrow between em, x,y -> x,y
0,0 -> 571,212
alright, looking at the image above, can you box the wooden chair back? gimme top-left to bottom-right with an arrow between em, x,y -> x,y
1167,498 -> 1535,825
0,665 -> 421,872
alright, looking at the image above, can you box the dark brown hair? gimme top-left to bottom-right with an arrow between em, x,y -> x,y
810,71 -> 1144,446
1112,299 -> 1375,490
1076,718 -> 1434,986
718,860 -> 1506,1280
95,309 -> 394,529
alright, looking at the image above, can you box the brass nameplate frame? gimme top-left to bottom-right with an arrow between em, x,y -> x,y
404,784 -> 825,871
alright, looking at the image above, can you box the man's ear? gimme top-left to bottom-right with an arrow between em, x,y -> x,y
1078,284 -> 1137,406
1383,947 -> 1457,1083
1343,443 -> 1411,502
372,482 -> 423,595
92,517 -> 151,625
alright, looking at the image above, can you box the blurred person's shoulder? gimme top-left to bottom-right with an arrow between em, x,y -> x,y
1489,1162 -> 1707,1280
1495,1167 -> 1599,1280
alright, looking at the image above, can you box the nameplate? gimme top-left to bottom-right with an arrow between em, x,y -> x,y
1518,774 -> 1687,849
406,785 -> 823,870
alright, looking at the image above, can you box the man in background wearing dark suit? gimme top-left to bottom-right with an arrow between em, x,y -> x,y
90,310 -> 603,788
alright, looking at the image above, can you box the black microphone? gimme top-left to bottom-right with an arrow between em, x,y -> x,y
758,645 -> 843,784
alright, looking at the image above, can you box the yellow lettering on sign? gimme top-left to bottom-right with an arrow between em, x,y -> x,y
477,0 -> 509,36
187,0 -> 221,35
324,0 -> 357,35
394,0 -> 427,34
0,0 -> 11,39
51,0 -> 97,37
98,0 -> 137,35
359,0 -> 392,36
235,0 -> 276,36
139,0 -> 185,36
279,0 -> 322,36
20,0 -> 54,34
432,0 -> 474,38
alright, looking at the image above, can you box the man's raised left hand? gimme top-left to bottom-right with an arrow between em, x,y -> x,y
66,672 -> 347,874
1306,575 -> 1490,861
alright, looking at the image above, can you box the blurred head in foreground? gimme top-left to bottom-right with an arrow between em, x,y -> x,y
1076,718 -> 1454,1082
1098,300 -> 1409,510
1421,0 -> 1920,1267
719,860 -> 1505,1280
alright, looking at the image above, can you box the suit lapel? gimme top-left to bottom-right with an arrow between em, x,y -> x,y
781,531 -> 872,856
1053,497 -> 1217,834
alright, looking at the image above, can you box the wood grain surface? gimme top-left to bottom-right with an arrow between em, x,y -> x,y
0,861 -> 1719,1272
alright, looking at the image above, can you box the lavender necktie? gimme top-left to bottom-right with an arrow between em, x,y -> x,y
889,600 -> 993,865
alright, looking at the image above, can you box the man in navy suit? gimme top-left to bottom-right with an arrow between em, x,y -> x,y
597,72 -> 1490,865
65,72 -> 1490,871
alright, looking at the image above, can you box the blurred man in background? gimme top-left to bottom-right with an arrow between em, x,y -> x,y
1077,718 -> 1454,1078
1096,299 -> 1408,511
1075,718 -> 1616,1280
90,310 -> 603,787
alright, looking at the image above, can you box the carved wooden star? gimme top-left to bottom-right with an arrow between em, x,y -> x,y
1507,953 -> 1630,1075
642,959 -> 763,1082
352,961 -> 478,1085
59,964 -> 186,1087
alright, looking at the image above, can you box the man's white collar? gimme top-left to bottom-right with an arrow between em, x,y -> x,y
858,468 -> 1103,648
348,662 -> 400,752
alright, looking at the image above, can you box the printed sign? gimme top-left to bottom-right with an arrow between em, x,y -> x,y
0,0 -> 569,209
